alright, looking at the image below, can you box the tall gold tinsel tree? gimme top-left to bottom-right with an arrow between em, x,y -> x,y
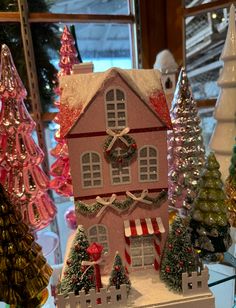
0,183 -> 52,307
225,141 -> 236,227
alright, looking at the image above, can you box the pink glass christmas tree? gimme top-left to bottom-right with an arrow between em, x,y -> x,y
168,68 -> 205,212
0,44 -> 56,231
50,26 -> 80,197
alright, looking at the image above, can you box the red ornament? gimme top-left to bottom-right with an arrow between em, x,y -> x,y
75,244 -> 80,251
66,259 -> 71,266
165,266 -> 171,273
115,265 -> 120,271
175,228 -> 181,235
131,143 -> 137,149
64,206 -> 77,230
168,243 -> 173,250
187,247 -> 192,253
179,261 -> 184,267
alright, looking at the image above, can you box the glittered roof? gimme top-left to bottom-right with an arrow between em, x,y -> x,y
59,67 -> 171,137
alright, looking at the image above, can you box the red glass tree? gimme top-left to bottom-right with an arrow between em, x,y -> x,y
50,26 -> 80,197
0,44 -> 56,231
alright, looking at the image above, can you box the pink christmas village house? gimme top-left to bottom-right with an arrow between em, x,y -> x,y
59,67 -> 172,274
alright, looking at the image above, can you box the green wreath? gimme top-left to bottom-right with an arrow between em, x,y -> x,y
104,134 -> 137,163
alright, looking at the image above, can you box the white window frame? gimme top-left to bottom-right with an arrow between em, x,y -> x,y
88,224 -> 109,254
138,145 -> 159,182
80,151 -> 103,188
105,87 -> 127,129
109,147 -> 131,185
130,235 -> 155,268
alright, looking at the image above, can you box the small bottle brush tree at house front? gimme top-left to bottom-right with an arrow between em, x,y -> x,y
190,152 -> 232,259
160,216 -> 197,292
108,252 -> 131,293
59,225 -> 95,295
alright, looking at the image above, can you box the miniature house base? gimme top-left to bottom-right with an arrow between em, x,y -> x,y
59,234 -> 215,308
57,269 -> 215,308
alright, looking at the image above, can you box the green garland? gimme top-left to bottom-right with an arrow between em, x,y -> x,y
104,134 -> 137,163
75,190 -> 168,216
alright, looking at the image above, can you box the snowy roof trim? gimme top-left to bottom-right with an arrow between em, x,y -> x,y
59,67 -> 170,137
60,67 -> 163,109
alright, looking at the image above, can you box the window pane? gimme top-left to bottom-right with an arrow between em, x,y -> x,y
199,107 -> 216,153
89,227 -> 97,235
0,0 -> 18,11
185,7 -> 229,99
140,148 -> 147,157
144,255 -> 153,265
47,0 -> 129,15
140,174 -> 148,181
131,237 -> 142,247
108,112 -> 116,119
132,257 -> 142,267
92,153 -> 99,162
116,89 -> 125,100
185,0 -> 217,8
106,90 -> 114,101
117,103 -> 125,109
143,236 -> 153,246
118,120 -> 126,126
150,174 -> 157,180
82,153 -> 90,163
99,236 -> 107,242
150,166 -> 157,173
108,121 -> 116,127
93,180 -> 101,186
84,180 -> 92,186
98,225 -> 106,233
131,248 -> 142,256
83,173 -> 91,179
149,147 -> 156,157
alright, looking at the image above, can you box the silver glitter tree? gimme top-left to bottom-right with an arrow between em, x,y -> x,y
168,68 -> 205,213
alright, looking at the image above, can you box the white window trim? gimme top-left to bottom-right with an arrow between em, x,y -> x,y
130,235 -> 155,269
80,151 -> 103,189
109,148 -> 131,185
138,145 -> 159,183
104,87 -> 128,130
88,224 -> 109,254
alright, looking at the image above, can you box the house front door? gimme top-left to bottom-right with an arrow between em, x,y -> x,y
130,235 -> 155,268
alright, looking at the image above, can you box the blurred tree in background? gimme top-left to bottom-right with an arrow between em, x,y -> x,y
0,0 -> 59,111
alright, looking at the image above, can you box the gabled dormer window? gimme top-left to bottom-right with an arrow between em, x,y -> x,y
81,152 -> 103,188
105,88 -> 127,129
138,146 -> 158,182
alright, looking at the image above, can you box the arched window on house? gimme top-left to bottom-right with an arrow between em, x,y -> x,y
105,88 -> 127,129
138,146 -> 158,182
88,224 -> 109,253
81,152 -> 103,188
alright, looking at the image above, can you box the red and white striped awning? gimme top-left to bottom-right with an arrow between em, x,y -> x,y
124,217 -> 165,237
